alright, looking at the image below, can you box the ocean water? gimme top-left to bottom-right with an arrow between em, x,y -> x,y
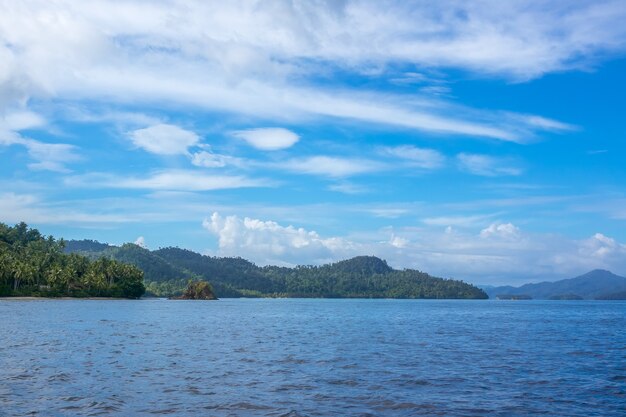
0,299 -> 624,417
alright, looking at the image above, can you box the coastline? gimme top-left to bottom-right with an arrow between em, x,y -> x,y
0,296 -> 134,301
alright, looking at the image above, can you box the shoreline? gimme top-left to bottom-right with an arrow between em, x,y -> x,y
0,296 -> 134,301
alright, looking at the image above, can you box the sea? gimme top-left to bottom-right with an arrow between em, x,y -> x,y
1,299 -> 624,416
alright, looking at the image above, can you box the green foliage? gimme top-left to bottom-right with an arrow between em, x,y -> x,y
66,242 -> 487,299
176,280 -> 217,300
0,222 -> 145,299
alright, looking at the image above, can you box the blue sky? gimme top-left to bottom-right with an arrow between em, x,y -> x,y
1,1 -> 626,284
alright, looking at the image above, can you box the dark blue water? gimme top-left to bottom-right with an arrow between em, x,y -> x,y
0,299 -> 624,416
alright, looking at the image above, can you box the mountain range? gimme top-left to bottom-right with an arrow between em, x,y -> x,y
483,269 -> 626,300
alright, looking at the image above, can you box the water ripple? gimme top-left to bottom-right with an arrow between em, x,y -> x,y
0,299 -> 624,416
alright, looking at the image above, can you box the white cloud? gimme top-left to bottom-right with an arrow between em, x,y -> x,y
381,145 -> 445,169
480,222 -> 521,240
23,140 -> 81,173
65,170 -> 270,192
203,212 -> 357,265
0,1 -> 595,141
64,107 -> 161,127
389,234 -> 409,248
134,236 -> 147,248
190,150 -> 227,168
201,212 -> 626,284
128,123 -> 199,155
328,182 -> 368,195
521,115 -> 577,131
0,192 -> 133,225
578,233 -> 626,260
0,113 -> 81,172
232,127 -> 299,150
278,156 -> 385,178
2,110 -> 46,131
368,208 -> 410,219
457,153 -> 523,176
423,214 -> 497,227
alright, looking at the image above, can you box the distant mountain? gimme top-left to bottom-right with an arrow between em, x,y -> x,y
485,269 -> 626,300
65,241 -> 487,299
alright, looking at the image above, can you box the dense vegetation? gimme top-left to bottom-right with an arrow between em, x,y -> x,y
173,280 -> 217,300
0,223 -> 145,298
66,241 -> 488,299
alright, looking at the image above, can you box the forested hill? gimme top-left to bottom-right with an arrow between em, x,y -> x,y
66,240 -> 488,299
0,223 -> 145,298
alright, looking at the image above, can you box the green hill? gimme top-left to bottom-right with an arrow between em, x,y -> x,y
65,240 -> 487,299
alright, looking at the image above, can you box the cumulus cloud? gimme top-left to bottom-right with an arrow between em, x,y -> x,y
578,233 -> 626,260
480,223 -> 521,240
203,212 -> 358,265
232,127 -> 299,150
134,236 -> 147,248
202,212 -> 626,284
389,234 -> 409,248
457,153 -> 523,177
128,124 -> 199,155
381,145 -> 445,169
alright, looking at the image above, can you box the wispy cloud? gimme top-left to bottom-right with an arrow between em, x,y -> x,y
0,192 -> 133,225
457,153 -> 523,177
277,156 -> 386,178
0,1 -> 598,141
423,214 -> 499,227
1,116 -> 81,173
381,145 -> 445,169
328,182 -> 369,195
65,170 -> 271,192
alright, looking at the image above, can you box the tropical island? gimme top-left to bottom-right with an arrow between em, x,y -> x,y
6,222 -> 626,301
0,222 -> 487,299
0,222 -> 488,299
65,237 -> 488,299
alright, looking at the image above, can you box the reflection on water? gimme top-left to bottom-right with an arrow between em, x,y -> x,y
1,299 -> 624,416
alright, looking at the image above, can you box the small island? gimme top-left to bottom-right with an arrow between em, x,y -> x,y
549,294 -> 583,300
496,294 -> 532,300
0,223 -> 145,299
171,281 -> 217,300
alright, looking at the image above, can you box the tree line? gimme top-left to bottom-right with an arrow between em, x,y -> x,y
0,223 -> 145,298
66,241 -> 488,299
